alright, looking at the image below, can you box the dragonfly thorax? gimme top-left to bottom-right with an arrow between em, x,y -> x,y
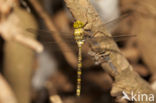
73,20 -> 85,29
74,28 -> 85,47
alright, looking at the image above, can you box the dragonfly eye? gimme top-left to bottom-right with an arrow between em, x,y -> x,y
73,20 -> 85,29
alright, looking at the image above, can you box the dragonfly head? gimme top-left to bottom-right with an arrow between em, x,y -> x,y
73,20 -> 85,29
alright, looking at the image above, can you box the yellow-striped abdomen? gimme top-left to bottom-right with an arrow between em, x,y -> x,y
73,20 -> 85,96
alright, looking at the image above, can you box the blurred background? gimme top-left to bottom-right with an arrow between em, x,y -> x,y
0,0 -> 156,103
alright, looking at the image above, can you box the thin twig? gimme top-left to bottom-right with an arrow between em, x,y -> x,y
30,0 -> 77,68
50,95 -> 63,103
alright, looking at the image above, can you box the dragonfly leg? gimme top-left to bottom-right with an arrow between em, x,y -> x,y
83,31 -> 92,39
88,50 -> 117,72
88,50 -> 109,65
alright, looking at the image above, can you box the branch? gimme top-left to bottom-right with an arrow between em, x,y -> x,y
30,0 -> 77,68
64,0 -> 156,101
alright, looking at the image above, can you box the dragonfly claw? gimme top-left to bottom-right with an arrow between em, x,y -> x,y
88,50 -> 109,65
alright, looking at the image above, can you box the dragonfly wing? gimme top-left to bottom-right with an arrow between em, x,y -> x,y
26,28 -> 78,52
26,28 -> 74,40
85,34 -> 136,43
102,11 -> 133,32
26,28 -> 74,35
111,34 -> 136,42
38,37 -> 77,52
42,43 -> 78,52
25,11 -> 134,51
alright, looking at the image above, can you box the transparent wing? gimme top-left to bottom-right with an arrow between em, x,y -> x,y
107,34 -> 136,41
102,11 -> 133,32
85,34 -> 136,45
26,28 -> 77,52
26,28 -> 74,40
26,28 -> 76,43
26,10 -> 132,40
27,28 -> 135,44
25,11 -> 134,51
103,11 -> 131,27
26,30 -> 135,52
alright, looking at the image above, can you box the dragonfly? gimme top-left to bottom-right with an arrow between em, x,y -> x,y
26,13 -> 135,97
72,20 -> 135,96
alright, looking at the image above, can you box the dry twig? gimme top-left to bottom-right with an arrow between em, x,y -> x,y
30,0 -> 77,68
50,95 -> 63,103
